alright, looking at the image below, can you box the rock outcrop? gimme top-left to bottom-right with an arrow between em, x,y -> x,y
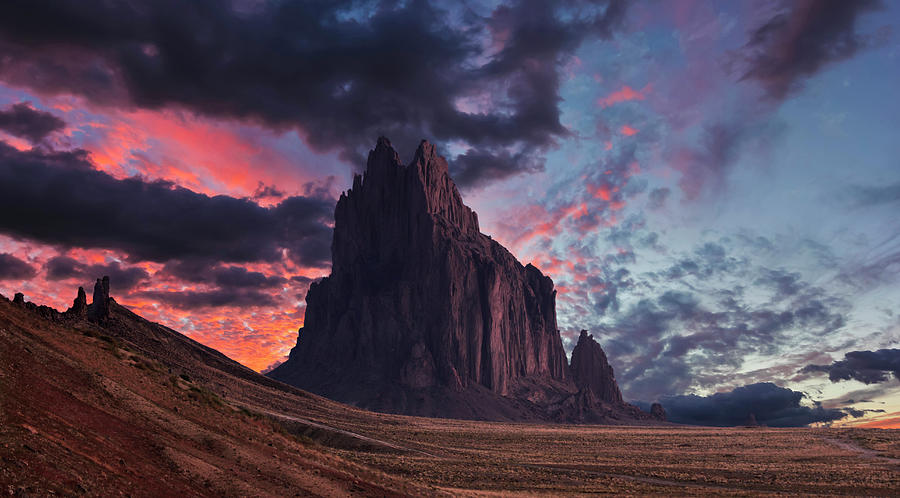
270,138 -> 653,423
650,402 -> 667,421
89,276 -> 110,321
570,330 -> 623,405
67,286 -> 88,316
12,292 -> 24,305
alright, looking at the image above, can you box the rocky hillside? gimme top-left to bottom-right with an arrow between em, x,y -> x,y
0,282 -> 438,496
269,138 -> 663,423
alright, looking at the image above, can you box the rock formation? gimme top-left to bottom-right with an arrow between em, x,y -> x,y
650,402 -> 667,421
67,286 -> 88,316
89,276 -> 110,321
12,292 -> 24,305
570,330 -> 623,404
270,138 -> 654,423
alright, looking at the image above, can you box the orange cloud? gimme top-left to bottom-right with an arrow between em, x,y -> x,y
620,125 -> 639,136
0,237 -> 325,373
858,417 -> 900,429
78,108 -> 325,201
588,183 -> 612,201
0,132 -> 32,151
597,84 -> 651,108
847,411 -> 900,429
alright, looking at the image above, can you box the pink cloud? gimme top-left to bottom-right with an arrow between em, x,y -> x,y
597,84 -> 651,108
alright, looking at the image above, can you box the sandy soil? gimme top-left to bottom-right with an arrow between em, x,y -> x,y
1,297 -> 898,496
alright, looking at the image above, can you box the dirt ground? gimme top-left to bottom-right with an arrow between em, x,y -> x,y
1,297 -> 898,496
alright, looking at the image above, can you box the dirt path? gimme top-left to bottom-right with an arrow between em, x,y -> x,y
256,408 -> 438,457
821,437 -> 900,465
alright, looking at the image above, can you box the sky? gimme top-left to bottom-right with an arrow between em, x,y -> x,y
0,0 -> 898,428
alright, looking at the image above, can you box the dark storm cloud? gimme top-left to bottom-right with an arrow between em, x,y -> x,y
737,0 -> 884,100
144,288 -> 277,310
45,255 -> 149,291
251,183 -> 285,202
659,382 -> 849,427
0,253 -> 36,280
451,146 -> 543,188
0,102 -> 66,143
843,407 -> 885,418
0,141 -> 333,267
146,259 -> 300,309
802,349 -> 900,384
0,0 -> 628,188
162,260 -> 286,288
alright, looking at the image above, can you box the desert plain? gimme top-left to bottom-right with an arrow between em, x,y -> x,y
2,297 -> 898,496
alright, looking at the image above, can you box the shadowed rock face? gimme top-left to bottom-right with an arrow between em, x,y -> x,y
89,276 -> 110,321
270,138 -> 652,423
651,403 -> 667,421
67,286 -> 87,316
570,330 -> 623,405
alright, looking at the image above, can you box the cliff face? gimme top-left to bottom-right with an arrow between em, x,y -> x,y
270,138 -> 650,422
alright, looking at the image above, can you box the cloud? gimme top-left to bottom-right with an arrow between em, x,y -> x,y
251,183 -> 285,202
647,187 -> 670,210
802,349 -> 900,384
671,110 -> 791,200
0,0 -> 629,188
143,288 -> 277,310
0,141 -> 333,267
0,102 -> 66,143
45,255 -> 149,291
451,145 -> 543,188
0,252 -> 36,280
659,382 -> 849,427
846,182 -> 900,208
597,84 -> 649,108
736,0 -> 884,100
162,260 -> 286,289
589,237 -> 849,402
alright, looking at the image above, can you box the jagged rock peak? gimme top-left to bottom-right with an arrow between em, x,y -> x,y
350,137 -> 477,230
13,292 -> 24,305
90,276 -> 110,320
570,330 -> 624,405
67,286 -> 87,315
409,139 -> 479,235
